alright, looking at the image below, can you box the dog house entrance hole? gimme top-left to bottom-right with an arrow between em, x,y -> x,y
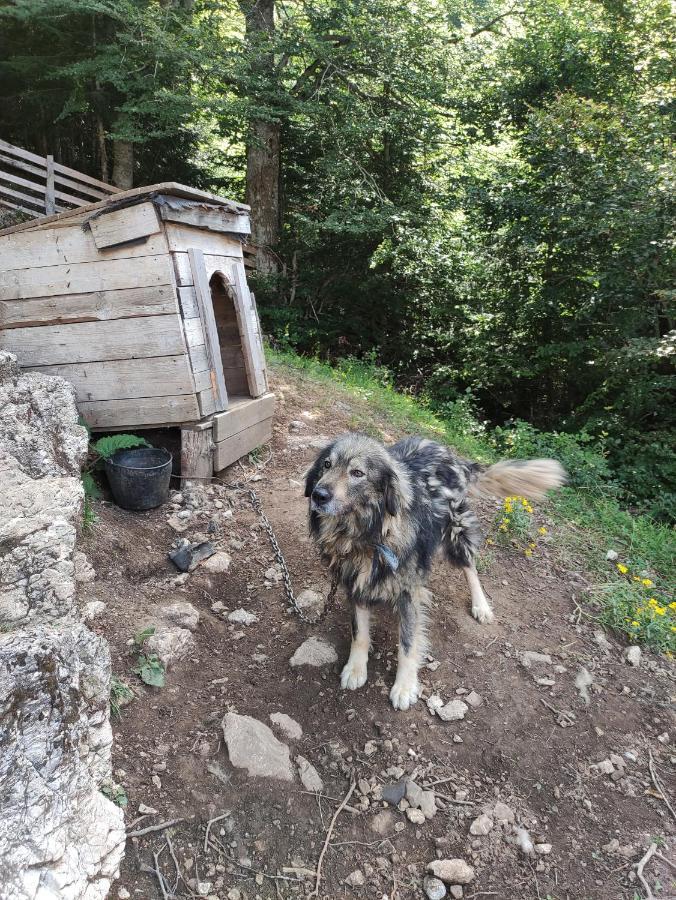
209,272 -> 252,401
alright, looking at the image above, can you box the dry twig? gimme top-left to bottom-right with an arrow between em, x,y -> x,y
648,750 -> 676,822
635,842 -> 658,900
204,812 -> 231,853
127,818 -> 183,838
310,776 -> 356,898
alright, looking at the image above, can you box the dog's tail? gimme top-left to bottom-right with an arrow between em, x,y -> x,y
469,458 -> 567,500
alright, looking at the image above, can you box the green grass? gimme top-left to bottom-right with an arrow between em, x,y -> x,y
270,348 -> 676,656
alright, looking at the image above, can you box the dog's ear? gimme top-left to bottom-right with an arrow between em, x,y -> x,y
383,467 -> 405,517
304,444 -> 332,497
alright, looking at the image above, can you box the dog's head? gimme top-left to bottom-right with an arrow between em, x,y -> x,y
304,433 -> 410,524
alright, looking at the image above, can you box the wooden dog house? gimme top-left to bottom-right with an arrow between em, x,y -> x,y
0,183 -> 274,478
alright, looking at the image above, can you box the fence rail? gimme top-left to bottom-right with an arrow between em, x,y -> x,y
0,139 -> 120,218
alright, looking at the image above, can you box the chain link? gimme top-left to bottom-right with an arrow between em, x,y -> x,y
247,488 -> 339,625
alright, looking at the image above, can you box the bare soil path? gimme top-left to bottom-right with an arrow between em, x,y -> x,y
80,362 -> 675,900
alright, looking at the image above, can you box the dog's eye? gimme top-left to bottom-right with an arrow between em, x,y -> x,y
323,459 -> 332,469
350,469 -> 365,478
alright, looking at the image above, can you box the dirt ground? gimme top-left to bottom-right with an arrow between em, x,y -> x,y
80,364 -> 675,900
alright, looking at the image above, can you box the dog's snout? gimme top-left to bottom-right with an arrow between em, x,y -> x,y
312,485 -> 332,505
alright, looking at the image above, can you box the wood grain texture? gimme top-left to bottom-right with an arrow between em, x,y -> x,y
1,284 -> 177,329
189,247 -> 228,412
89,202 -> 161,249
213,417 -> 273,471
78,394 -> 200,429
177,285 -> 199,318
165,222 -> 244,257
212,393 -> 275,442
181,426 -> 214,479
3,314 -> 186,366
27,355 -> 194,402
172,251 -> 239,287
230,262 -> 268,397
160,205 -> 250,236
0,253 -> 174,301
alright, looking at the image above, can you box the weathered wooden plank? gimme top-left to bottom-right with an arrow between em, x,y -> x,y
192,369 -> 212,392
230,262 -> 268,397
165,222 -> 245,256
213,393 -> 275,442
187,342 -> 209,373
0,153 -> 112,201
89,202 -> 161,249
0,225 -> 168,270
177,285 -> 199,318
182,316 -> 205,348
78,394 -> 199,429
0,180 -> 47,212
213,417 -> 273,471
26,355 -> 194,402
198,388 -> 218,417
3,314 -> 185,366
0,285 -> 177,329
0,168 -> 95,209
0,139 -> 120,194
189,247 -> 228,412
0,253 -> 173,301
160,205 -> 250,236
172,251 -> 240,287
181,425 -> 214,479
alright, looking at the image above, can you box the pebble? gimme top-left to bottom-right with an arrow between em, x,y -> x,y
138,803 -> 158,815
426,859 -> 475,885
382,779 -> 407,806
516,828 -> 535,855
227,608 -> 258,625
345,869 -> 365,887
593,759 -> 615,776
289,636 -> 338,667
151,775 -> 161,789
520,651 -> 553,668
118,890 -> 130,900
453,734 -> 463,744
201,551 -> 232,573
296,755 -> 324,792
364,740 -> 378,756
624,645 -> 641,667
450,888 -> 464,900
606,549 -> 618,561
420,790 -> 437,820
407,808 -> 426,825
492,801 -> 515,824
423,875 -> 447,899
269,712 -> 303,740
535,843 -> 552,855
469,813 -> 493,836
437,699 -> 468,722
406,780 -> 424,808
465,691 -> 483,708
427,694 -> 445,715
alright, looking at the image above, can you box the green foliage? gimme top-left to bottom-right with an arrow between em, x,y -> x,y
91,434 -> 149,460
593,564 -> 675,655
133,654 -> 165,688
101,780 -> 128,808
82,495 -> 97,531
110,675 -> 135,719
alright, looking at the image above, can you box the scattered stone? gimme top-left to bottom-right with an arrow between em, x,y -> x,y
610,753 -> 625,769
407,807 -> 426,825
593,759 -> 615,776
145,625 -> 194,669
453,734 -> 463,744
406,780 -> 424,809
469,814 -> 493,836
83,600 -> 106,621
602,838 -> 620,854
492,801 -> 515,824
169,541 -> 215,573
118,890 -> 130,900
465,691 -> 483,708
449,888 -> 463,900
516,828 -> 535,856
201,551 -> 232,574
138,803 -> 158,815
363,740 -> 378,756
426,859 -> 475,885
382,779 -> 407,806
370,811 -> 395,835
222,713 -> 293,781
420,791 -> 437,820
289,636 -> 338,667
455,790 -> 468,802
296,755 -> 323,792
437,699 -> 468,722
575,667 -> 593,705
427,694 -> 445,715
160,601 -> 200,632
423,875 -> 447,899
657,732 -> 669,744
296,589 -> 325,618
345,870 -> 365,887
535,843 -> 552,855
74,551 -> 96,584
520,651 -> 553,668
270,712 -> 303,740
594,631 -> 612,653
167,513 -> 191,532
624,646 -> 641,667
606,550 -> 618,561
227,608 -> 258,626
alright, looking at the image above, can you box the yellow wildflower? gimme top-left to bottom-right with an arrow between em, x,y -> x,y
538,527 -> 547,535
616,564 -> 628,574
632,576 -> 641,582
486,538 -> 494,545
642,578 -> 653,587
637,607 -> 644,613
648,598 -> 658,607
631,621 -> 639,627
655,606 -> 666,615
669,602 -> 676,611
524,549 -> 532,557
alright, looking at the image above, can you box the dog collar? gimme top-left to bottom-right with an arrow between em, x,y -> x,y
375,543 -> 399,572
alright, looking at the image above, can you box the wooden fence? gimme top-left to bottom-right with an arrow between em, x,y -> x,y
0,139 -> 120,218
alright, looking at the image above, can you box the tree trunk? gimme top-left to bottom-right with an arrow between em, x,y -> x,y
240,0 -> 280,274
112,140 -> 134,189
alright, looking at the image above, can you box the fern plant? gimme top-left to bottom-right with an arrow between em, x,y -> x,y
81,433 -> 151,508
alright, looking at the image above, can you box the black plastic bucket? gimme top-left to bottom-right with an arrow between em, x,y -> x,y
104,447 -> 172,511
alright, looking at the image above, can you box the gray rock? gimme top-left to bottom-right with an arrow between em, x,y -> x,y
516,828 -> 535,855
593,759 -> 615,775
201,551 -> 232,573
624,645 -> 641,667
74,551 -> 96,584
426,859 -> 475,885
83,600 -> 106,621
426,693 -> 445,714
465,691 -> 483,708
437,699 -> 468,722
449,887 -> 463,899
419,790 -> 437,820
345,870 -> 365,887
406,779 -> 424,809
469,813 -> 493,836
406,807 -> 425,824
370,811 -> 395,835
535,843 -> 552,855
492,801 -> 515,824
270,712 -> 303,740
227,608 -> 258,626
382,779 -> 408,806
296,755 -> 323,792
424,876 -> 447,900
160,601 -> 200,631
520,651 -> 553,668
296,588 -> 325,618
145,624 -> 194,669
223,713 -> 293,781
606,550 -> 618,561
289,636 -> 338,667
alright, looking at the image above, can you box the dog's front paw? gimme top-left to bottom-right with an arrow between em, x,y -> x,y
340,658 -> 368,691
471,600 -> 495,625
389,678 -> 420,711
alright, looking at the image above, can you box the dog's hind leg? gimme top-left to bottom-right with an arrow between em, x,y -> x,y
390,586 -> 430,711
443,500 -> 495,624
341,603 -> 371,690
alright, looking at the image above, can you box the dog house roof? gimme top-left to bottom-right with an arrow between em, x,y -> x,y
0,182 -> 250,237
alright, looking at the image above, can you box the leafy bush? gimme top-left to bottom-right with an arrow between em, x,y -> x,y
81,433 -> 151,506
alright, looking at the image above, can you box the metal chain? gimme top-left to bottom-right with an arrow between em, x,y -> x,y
247,488 -> 339,625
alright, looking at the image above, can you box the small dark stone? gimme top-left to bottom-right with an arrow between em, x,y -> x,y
169,541 -> 215,572
382,778 -> 408,806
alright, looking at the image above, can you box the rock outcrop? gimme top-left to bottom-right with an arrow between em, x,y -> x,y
0,351 -> 125,899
